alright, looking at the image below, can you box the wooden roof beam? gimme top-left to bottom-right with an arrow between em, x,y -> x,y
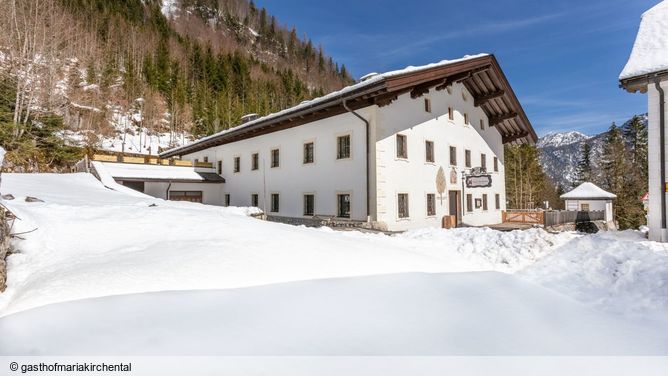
502,131 -> 529,144
489,112 -> 518,126
474,90 -> 504,107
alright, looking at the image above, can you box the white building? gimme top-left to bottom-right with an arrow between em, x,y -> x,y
561,182 -> 616,222
620,1 -> 668,241
91,160 -> 225,204
161,54 -> 537,231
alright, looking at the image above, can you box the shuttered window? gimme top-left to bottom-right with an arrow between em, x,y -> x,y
425,141 -> 434,163
252,153 -> 259,170
337,194 -> 351,218
466,194 -> 473,212
465,150 -> 471,168
303,142 -> 314,164
398,193 -> 409,218
495,194 -> 501,210
304,194 -> 315,216
271,149 -> 279,168
482,194 -> 488,211
337,135 -> 351,159
233,157 -> 240,173
427,194 -> 436,216
396,134 -> 407,159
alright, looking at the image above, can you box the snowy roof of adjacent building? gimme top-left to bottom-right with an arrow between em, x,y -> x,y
161,54 -> 537,158
620,1 -> 668,85
96,162 -> 225,183
560,182 -> 617,200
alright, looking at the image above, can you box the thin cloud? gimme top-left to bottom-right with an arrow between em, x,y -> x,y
378,12 -> 566,58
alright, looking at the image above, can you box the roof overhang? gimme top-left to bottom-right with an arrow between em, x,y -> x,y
161,54 -> 537,158
620,69 -> 668,93
114,176 -> 225,184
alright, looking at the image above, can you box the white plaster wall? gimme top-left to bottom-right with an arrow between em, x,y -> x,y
564,199 -> 607,212
183,110 -> 371,220
375,83 -> 505,231
647,80 -> 668,241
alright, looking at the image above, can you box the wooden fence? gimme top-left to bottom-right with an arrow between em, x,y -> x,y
503,210 -> 605,227
91,154 -> 213,169
543,210 -> 604,227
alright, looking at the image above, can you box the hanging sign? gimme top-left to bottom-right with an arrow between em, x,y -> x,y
466,175 -> 492,188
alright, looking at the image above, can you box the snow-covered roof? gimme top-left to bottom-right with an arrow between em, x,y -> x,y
620,1 -> 668,81
160,53 -> 537,158
560,182 -> 616,200
95,162 -> 224,183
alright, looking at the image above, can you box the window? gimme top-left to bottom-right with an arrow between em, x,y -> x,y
448,107 -> 454,121
396,134 -> 407,159
581,203 -> 590,211
493,157 -> 498,172
482,194 -> 488,211
303,142 -> 314,164
271,193 -> 279,213
425,141 -> 434,163
398,194 -> 409,218
224,194 -> 230,207
427,194 -> 436,216
449,146 -> 457,166
217,160 -> 222,175
464,113 -> 469,125
495,194 -> 501,210
337,135 -> 351,159
481,153 -> 487,171
465,150 -> 471,168
337,194 -> 351,218
271,149 -> 279,168
169,191 -> 202,203
304,194 -> 315,216
251,194 -> 259,207
203,156 -> 209,163
424,98 -> 431,113
466,194 -> 473,212
233,157 -> 240,173
194,158 -> 199,164
480,119 -> 485,130
252,153 -> 259,170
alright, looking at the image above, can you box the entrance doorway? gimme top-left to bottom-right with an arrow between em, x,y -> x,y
448,190 -> 461,225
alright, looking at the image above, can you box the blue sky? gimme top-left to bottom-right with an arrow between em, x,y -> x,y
256,0 -> 659,137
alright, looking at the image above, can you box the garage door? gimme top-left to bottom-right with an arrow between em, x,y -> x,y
169,191 -> 203,203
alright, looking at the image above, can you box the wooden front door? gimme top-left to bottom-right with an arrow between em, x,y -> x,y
448,190 -> 461,225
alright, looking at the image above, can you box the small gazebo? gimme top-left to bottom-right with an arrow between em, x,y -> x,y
561,182 -> 616,222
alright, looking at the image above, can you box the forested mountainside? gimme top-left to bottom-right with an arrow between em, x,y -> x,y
537,114 -> 648,189
0,0 -> 352,171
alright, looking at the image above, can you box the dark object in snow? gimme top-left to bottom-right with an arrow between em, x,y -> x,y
25,196 -> 44,203
148,203 -> 158,207
1,194 -> 14,200
575,221 -> 599,234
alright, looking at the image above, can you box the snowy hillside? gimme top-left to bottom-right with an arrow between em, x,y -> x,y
0,173 -> 667,355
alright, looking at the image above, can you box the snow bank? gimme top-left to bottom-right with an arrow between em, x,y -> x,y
0,173 -> 563,316
620,1 -> 668,79
521,230 -> 668,319
2,272 -> 666,355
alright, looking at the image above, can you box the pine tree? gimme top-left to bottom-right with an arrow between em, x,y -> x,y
622,115 -> 648,182
573,142 -> 592,187
505,144 -> 555,209
601,122 -> 645,229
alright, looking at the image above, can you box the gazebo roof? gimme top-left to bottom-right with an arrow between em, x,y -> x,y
560,182 -> 616,200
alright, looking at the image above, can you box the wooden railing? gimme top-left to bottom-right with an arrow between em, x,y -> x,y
502,210 -> 605,227
91,153 -> 213,169
502,211 -> 544,224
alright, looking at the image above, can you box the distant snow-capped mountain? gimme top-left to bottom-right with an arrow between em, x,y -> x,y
536,114 -> 647,189
536,131 -> 591,149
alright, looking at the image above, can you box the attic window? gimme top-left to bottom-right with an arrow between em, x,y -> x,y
424,98 -> 431,113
